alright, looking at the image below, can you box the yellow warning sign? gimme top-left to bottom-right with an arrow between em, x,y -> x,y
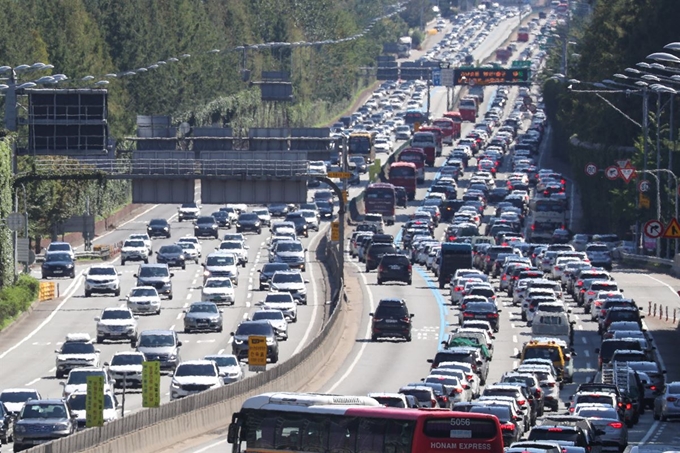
662,218 -> 680,239
331,221 -> 340,241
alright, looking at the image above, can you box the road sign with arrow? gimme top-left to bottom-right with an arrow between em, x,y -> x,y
644,220 -> 662,239
605,166 -> 620,180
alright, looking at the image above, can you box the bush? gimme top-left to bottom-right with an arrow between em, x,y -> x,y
0,275 -> 39,329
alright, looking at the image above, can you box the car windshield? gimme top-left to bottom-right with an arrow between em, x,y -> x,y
124,241 -> 145,248
69,393 -> 114,411
67,371 -> 105,385
272,272 -> 303,283
236,322 -> 273,336
373,396 -> 406,408
576,407 -> 618,419
177,243 -> 196,250
159,246 -> 181,254
139,267 -> 169,277
375,304 -> 407,318
529,429 -> 579,443
668,384 -> 680,393
111,354 -> 144,366
301,211 -> 316,219
49,243 -> 71,252
189,304 -> 218,314
61,342 -> 95,354
277,242 -> 303,252
219,242 -> 241,250
175,364 -> 216,377
206,356 -> 238,367
0,391 -> 38,403
46,253 -> 72,262
206,255 -> 235,266
149,219 -> 167,226
469,406 -> 511,422
21,403 -> 69,419
197,217 -> 215,224
524,347 -> 560,362
239,214 -> 259,221
88,267 -> 116,276
263,264 -> 289,274
130,287 -> 158,297
399,389 -> 431,402
252,311 -> 284,321
205,279 -> 232,288
265,294 -> 294,303
101,310 -> 132,320
138,334 -> 174,347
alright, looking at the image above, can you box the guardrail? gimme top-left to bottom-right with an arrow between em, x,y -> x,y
38,281 -> 56,301
620,251 -> 674,267
26,239 -> 346,453
35,242 -> 124,263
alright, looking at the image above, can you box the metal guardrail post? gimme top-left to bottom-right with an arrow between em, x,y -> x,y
665,306 -> 669,321
648,301 -> 652,316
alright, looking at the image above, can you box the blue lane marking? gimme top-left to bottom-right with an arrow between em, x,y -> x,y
416,266 -> 449,346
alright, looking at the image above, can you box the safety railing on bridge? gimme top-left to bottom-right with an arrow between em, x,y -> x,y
15,158 -> 311,179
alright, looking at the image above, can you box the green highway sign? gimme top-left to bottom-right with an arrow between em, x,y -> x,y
511,60 -> 532,68
454,67 -> 530,86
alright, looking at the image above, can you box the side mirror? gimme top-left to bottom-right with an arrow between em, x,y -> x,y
620,289 -> 624,292
104,362 -> 110,367
59,382 -> 66,387
640,315 -> 646,319
118,272 -> 122,276
427,359 -> 434,363
177,341 -> 183,347
257,269 -> 261,273
202,263 -> 206,267
369,312 -> 374,317
183,309 -> 187,313
219,309 -> 224,313
567,309 -> 572,313
230,332 -> 235,336
94,317 -> 101,322
133,274 -> 138,278
497,309 -> 502,313
594,348 -> 600,354
170,273 -> 175,278
134,316 -> 139,319
304,280 -> 310,284
245,245 -> 250,249
410,313 -> 415,318
304,248 -> 309,252
95,349 -> 101,353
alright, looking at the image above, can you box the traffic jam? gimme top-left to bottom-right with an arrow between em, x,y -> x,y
334,4 -> 669,453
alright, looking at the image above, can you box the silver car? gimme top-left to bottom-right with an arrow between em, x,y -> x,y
654,381 -> 680,421
251,309 -> 288,340
204,354 -> 243,384
183,302 -> 223,333
574,403 -> 628,450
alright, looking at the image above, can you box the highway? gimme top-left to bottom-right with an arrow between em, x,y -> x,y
0,191 -> 331,452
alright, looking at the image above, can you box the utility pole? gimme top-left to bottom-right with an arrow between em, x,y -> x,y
639,86 -> 649,254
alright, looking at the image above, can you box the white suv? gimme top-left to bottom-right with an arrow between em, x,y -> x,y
169,360 -> 222,400
95,307 -> 138,344
120,238 -> 149,265
84,265 -> 121,297
177,236 -> 202,257
128,233 -> 153,255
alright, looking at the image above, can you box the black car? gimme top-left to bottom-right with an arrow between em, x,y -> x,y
147,218 -> 171,238
258,263 -> 291,290
284,212 -> 309,237
41,252 -> 76,279
370,298 -> 414,341
394,186 -> 408,208
365,242 -> 398,272
488,187 -> 510,203
211,211 -> 231,228
0,401 -> 13,444
460,301 -> 501,331
377,254 -> 412,285
194,216 -> 219,239
236,213 -> 262,234
268,203 -> 290,217
231,320 -> 279,363
156,245 -> 186,269
316,200 -> 334,219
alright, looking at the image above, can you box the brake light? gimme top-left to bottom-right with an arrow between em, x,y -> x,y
601,309 -> 607,315
547,427 -> 562,432
608,422 -> 622,429
547,382 -> 555,388
378,266 -> 385,272
501,423 -> 515,431
568,407 -> 575,412
517,399 -> 526,406
401,317 -> 411,323
408,264 -> 412,271
576,280 -> 583,287
626,403 -> 632,410
502,275 -> 507,280
554,266 -> 560,270
487,313 -> 498,318
467,374 -> 474,380
587,291 -> 595,295
455,286 -> 464,291
650,385 -> 657,391
535,388 -> 542,396
373,318 -> 383,322
667,397 -> 677,402
431,399 -> 438,407
454,387 -> 463,393
531,224 -> 536,231
463,312 -> 475,317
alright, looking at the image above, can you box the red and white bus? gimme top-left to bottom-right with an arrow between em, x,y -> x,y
418,126 -> 444,157
365,182 -> 397,225
398,147 -> 426,183
389,162 -> 418,201
443,112 -> 463,139
228,392 -> 504,453
432,118 -> 456,145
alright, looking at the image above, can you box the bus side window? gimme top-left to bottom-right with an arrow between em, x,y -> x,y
301,415 -> 329,452
384,420 -> 415,453
246,413 -> 276,448
274,414 -> 305,450
356,418 -> 387,453
329,416 -> 357,453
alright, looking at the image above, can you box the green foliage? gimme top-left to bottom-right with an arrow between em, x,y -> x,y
0,139 -> 14,288
0,274 -> 39,330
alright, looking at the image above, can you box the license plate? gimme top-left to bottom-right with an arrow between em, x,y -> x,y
385,319 -> 398,323
389,265 -> 401,270
53,270 -> 64,274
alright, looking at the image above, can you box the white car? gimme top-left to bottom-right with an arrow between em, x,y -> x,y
309,160 -> 328,176
95,307 -> 138,344
299,209 -> 320,231
106,351 -> 145,388
126,286 -> 162,315
169,360 -> 222,400
262,292 -> 298,323
216,240 -> 249,266
0,388 -> 42,416
203,252 -> 240,285
252,208 -> 272,226
61,367 -> 114,397
46,242 -> 75,260
204,354 -> 244,384
251,309 -> 289,340
176,241 -> 200,264
201,277 -> 235,305
84,264 -> 121,297
374,136 -> 393,153
128,233 -> 153,255
67,390 -> 119,427
177,236 -> 202,257
177,202 -> 201,222
120,239 -> 149,265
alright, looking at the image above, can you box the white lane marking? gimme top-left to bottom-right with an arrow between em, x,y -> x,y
568,178 -> 576,230
639,421 -> 660,445
49,367 -> 56,372
247,284 -> 253,291
191,279 -> 197,286
513,360 -> 518,369
247,293 -> 252,299
510,323 -> 516,329
25,377 -> 41,386
0,274 -> 83,360
217,349 -> 224,355
196,339 -> 215,344
512,335 -> 518,343
583,349 -> 590,358
186,294 -> 192,300
169,324 -> 175,330
191,438 -> 227,453
293,227 -> 326,355
228,337 -> 234,344
577,324 -> 583,330
513,347 -> 519,357
246,301 -> 251,308
573,314 -> 580,321
581,336 -> 587,344
176,313 -> 182,320
326,261 -> 375,393
242,313 -> 249,320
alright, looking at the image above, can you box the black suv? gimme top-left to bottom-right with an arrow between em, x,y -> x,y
147,218 -> 171,238
156,244 -> 186,269
194,216 -> 219,238
236,213 -> 262,234
377,254 -> 412,285
231,320 -> 279,363
41,252 -> 76,279
284,212 -> 309,237
370,298 -> 414,342
365,242 -> 398,272
211,210 -> 231,228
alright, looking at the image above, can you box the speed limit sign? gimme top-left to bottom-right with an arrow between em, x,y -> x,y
584,162 -> 598,177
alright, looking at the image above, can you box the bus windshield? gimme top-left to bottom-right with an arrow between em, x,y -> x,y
348,136 -> 371,153
390,166 -> 416,178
